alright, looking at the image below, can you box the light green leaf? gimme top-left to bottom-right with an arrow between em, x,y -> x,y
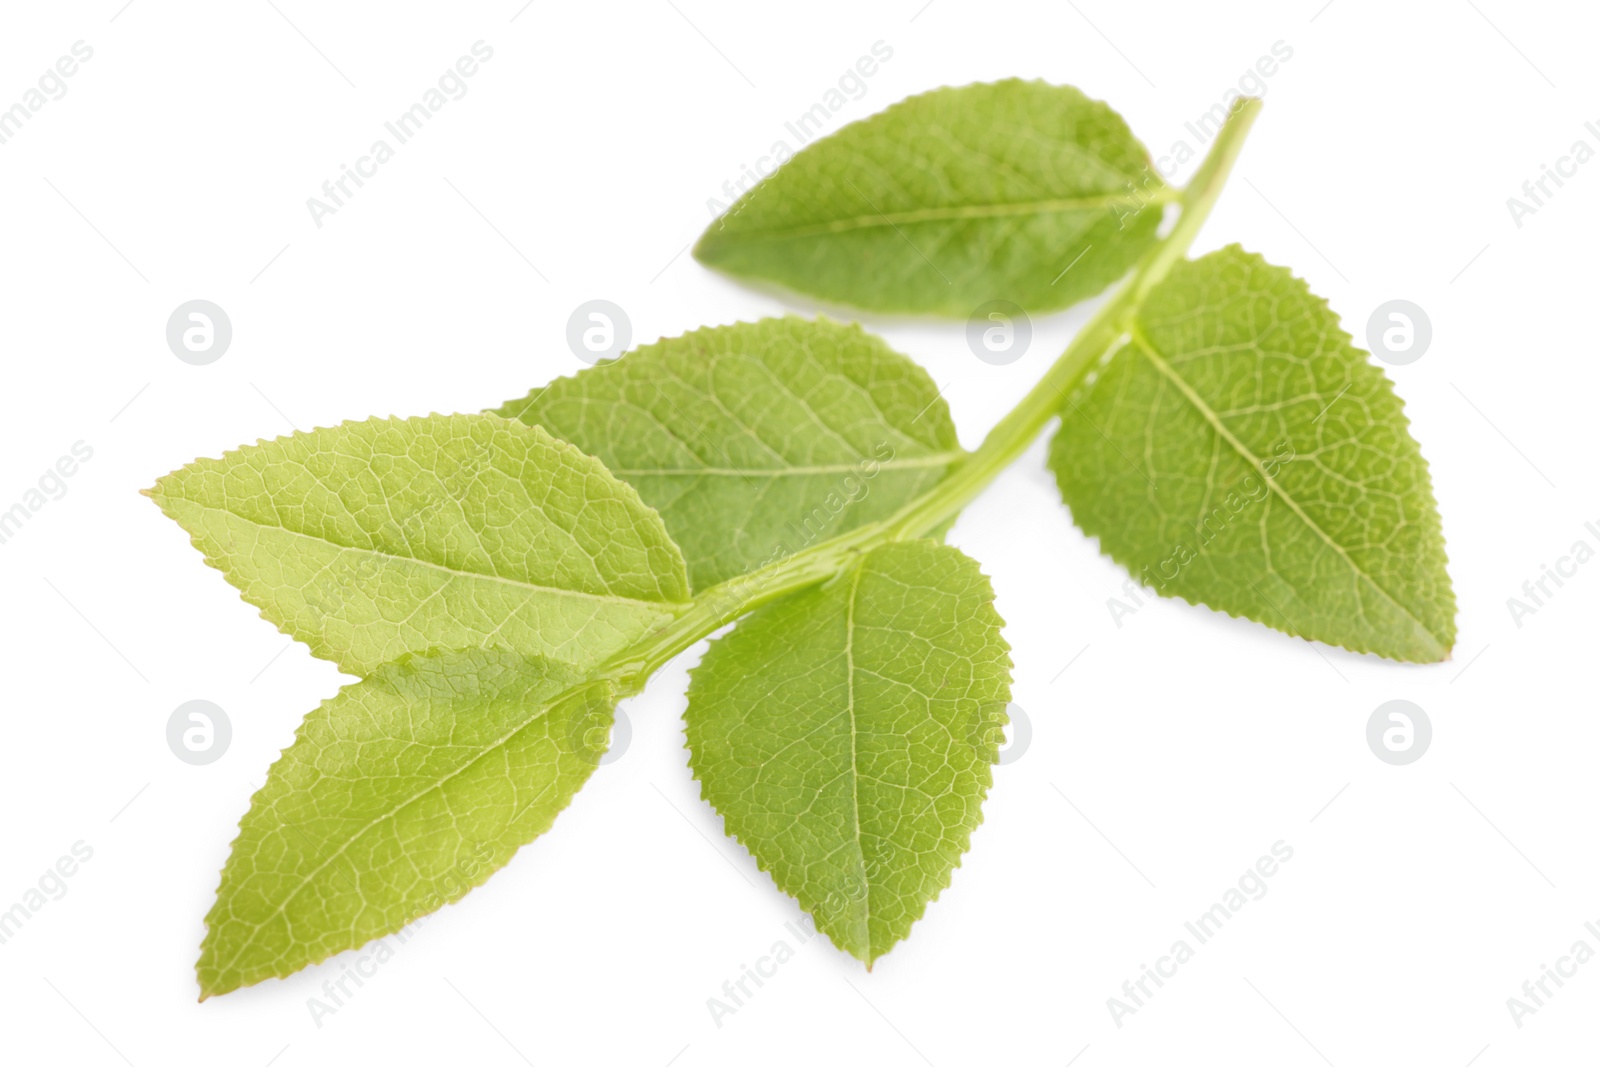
1049,246 -> 1456,661
495,318 -> 964,590
685,540 -> 1012,965
693,79 -> 1171,316
147,414 -> 690,676
197,649 -> 617,997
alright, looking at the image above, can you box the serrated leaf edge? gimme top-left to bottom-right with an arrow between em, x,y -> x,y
491,314 -> 963,460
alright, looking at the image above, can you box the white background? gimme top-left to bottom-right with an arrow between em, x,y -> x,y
0,1 -> 1595,1064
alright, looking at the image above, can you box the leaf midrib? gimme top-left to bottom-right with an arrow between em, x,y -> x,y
166,496 -> 687,610
840,556 -> 874,959
707,189 -> 1176,244
609,452 -> 963,478
1127,327 -> 1447,656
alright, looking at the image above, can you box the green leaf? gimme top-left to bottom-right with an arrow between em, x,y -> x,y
685,540 -> 1011,964
693,80 -> 1171,316
197,649 -> 618,997
1049,246 -> 1456,661
147,414 -> 690,676
495,318 -> 964,589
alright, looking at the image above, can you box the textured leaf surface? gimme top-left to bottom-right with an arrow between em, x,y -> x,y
495,318 -> 963,589
686,541 -> 1011,964
148,414 -> 690,675
1049,246 -> 1455,661
198,649 -> 617,997
693,80 -> 1169,316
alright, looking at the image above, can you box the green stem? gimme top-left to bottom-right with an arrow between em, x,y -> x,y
884,96 -> 1260,539
605,98 -> 1261,695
